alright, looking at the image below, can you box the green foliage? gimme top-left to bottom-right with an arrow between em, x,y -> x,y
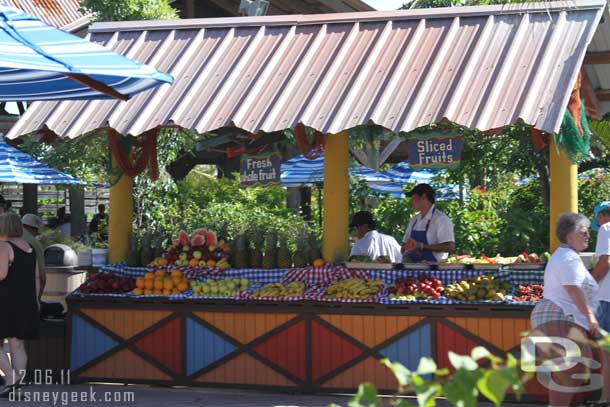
331,347 -> 522,407
80,0 -> 178,21
18,133 -> 108,184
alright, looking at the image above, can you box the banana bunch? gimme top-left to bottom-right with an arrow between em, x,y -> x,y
252,281 -> 305,297
325,278 -> 384,300
444,275 -> 512,301
216,258 -> 230,270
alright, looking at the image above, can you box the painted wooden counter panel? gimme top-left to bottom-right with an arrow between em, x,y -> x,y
67,297 -> 532,393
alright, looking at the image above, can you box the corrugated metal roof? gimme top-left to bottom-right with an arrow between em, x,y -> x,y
7,1 -> 606,139
1,0 -> 90,30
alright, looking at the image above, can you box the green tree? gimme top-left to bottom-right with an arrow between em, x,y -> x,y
80,0 -> 178,22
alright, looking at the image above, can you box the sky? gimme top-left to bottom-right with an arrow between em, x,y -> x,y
363,0 -> 407,10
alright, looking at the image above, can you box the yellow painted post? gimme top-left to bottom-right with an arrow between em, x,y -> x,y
322,130 -> 349,262
549,138 -> 578,251
108,149 -> 133,263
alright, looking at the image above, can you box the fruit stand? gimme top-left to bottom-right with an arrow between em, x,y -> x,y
68,229 -> 545,395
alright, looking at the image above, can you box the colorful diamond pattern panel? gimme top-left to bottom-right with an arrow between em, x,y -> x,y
70,314 -> 118,370
80,308 -> 172,339
134,317 -> 183,374
194,312 -> 296,344
436,323 -> 481,370
321,356 -> 398,390
319,315 -> 423,347
196,352 -> 294,386
253,320 -> 306,381
380,323 -> 432,373
311,320 -> 363,382
186,317 -> 237,376
79,348 -> 172,381
446,317 -> 529,351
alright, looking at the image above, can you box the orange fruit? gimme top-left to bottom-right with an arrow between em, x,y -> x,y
144,279 -> 154,290
158,258 -> 168,266
154,269 -> 166,278
313,258 -> 325,268
177,281 -> 188,292
206,259 -> 217,267
144,289 -> 153,295
163,277 -> 174,290
189,258 -> 199,267
171,288 -> 180,295
136,277 -> 145,289
154,279 -> 164,290
153,289 -> 163,295
181,277 -> 189,285
172,276 -> 182,287
162,289 -> 172,296
133,288 -> 143,295
170,269 -> 182,279
144,272 -> 155,280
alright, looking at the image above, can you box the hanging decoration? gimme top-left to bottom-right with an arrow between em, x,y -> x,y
107,128 -> 160,181
294,123 -> 325,159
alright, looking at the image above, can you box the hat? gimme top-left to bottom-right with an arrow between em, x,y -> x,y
22,214 -> 43,231
592,201 -> 610,231
350,211 -> 375,229
406,183 -> 436,199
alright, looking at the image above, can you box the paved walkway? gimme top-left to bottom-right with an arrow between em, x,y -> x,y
0,383 -> 546,407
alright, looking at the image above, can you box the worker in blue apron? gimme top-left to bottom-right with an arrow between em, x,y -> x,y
402,184 -> 455,263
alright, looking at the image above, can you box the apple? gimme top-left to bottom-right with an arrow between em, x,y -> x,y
193,251 -> 203,259
182,245 -> 191,252
199,260 -> 207,267
208,244 -> 217,252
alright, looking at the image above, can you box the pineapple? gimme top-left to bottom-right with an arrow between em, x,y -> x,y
307,232 -> 321,264
293,235 -> 308,268
249,233 -> 263,268
262,232 -> 277,269
277,236 -> 293,268
233,235 -> 250,269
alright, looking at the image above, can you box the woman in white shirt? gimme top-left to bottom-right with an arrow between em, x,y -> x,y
531,213 -> 599,334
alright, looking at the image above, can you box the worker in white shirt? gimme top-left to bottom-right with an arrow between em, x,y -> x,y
349,211 -> 402,263
401,183 -> 455,263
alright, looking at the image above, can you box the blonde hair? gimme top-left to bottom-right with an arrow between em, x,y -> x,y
0,213 -> 22,238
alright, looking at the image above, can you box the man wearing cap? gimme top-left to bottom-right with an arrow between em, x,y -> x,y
22,214 -> 46,300
350,211 -> 402,263
402,183 -> 455,263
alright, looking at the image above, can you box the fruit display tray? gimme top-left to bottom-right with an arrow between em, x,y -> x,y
344,262 -> 395,270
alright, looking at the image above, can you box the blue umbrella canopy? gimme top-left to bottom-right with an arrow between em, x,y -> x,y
280,154 -> 390,187
0,4 -> 173,101
369,182 -> 461,200
0,139 -> 81,184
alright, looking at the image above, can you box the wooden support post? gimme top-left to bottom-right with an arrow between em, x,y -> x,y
549,138 -> 578,251
322,131 -> 349,262
22,184 -> 37,215
69,185 -> 85,238
108,148 -> 133,263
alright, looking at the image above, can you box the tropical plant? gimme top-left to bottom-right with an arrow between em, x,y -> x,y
80,0 -> 178,21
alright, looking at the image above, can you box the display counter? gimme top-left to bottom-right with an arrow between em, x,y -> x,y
67,263 -> 541,394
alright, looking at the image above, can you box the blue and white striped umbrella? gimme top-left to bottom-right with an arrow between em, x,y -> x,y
381,161 -> 435,184
369,182 -> 461,200
0,139 -> 81,184
0,4 -> 172,101
281,154 -> 391,187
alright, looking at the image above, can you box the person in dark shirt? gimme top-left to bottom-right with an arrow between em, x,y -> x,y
89,204 -> 107,236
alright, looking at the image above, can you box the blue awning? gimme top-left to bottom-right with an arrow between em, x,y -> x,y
0,4 -> 172,101
281,154 -> 390,187
0,139 -> 81,184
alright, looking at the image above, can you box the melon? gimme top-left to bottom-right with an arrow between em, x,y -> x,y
192,228 -> 208,238
178,230 -> 190,247
204,231 -> 217,246
191,234 -> 206,247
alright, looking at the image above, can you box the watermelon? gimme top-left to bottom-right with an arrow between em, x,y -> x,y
192,228 -> 208,238
191,234 -> 206,247
204,231 -> 217,246
178,230 -> 190,246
